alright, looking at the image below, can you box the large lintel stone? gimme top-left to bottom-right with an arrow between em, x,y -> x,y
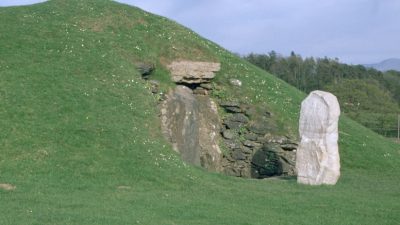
167,61 -> 220,84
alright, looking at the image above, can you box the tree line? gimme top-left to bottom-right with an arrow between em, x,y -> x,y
243,51 -> 400,137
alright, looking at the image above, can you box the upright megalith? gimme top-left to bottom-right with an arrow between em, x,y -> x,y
296,90 -> 341,185
161,85 -> 201,166
161,60 -> 223,172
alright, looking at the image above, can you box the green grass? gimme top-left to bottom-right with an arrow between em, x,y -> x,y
0,0 -> 399,224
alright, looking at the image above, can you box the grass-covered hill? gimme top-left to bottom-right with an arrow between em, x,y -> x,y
0,0 -> 399,224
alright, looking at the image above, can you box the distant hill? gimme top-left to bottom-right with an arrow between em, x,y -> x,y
364,58 -> 400,72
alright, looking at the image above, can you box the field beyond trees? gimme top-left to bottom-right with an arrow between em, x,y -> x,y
244,52 -> 400,137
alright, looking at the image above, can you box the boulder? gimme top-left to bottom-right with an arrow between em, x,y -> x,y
193,87 -> 208,95
222,129 -> 235,139
241,146 -> 253,154
167,61 -> 220,84
278,151 -> 296,176
243,105 -> 257,118
248,121 -> 274,135
219,101 -> 242,113
242,140 -> 258,148
225,106 -> 243,113
223,139 -> 241,150
219,101 -> 240,108
148,80 -> 160,94
268,135 -> 288,144
243,132 -> 258,141
200,83 -> 213,90
296,90 -> 341,185
223,120 -> 244,129
224,167 -> 240,177
223,113 -> 249,129
226,113 -> 249,125
136,62 -> 154,78
280,143 -> 298,151
240,166 -> 252,177
232,150 -> 246,161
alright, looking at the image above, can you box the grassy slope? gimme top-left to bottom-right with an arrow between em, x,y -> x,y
0,0 -> 399,224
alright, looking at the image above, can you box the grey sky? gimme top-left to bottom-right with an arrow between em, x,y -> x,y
1,0 -> 399,64
0,0 -> 46,6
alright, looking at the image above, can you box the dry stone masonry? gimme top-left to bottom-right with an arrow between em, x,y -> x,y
219,102 -> 297,178
138,60 -> 298,178
296,90 -> 341,185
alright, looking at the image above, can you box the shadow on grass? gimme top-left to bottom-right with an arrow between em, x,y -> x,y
263,176 -> 297,181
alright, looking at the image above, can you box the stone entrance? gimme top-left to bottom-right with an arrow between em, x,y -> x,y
218,102 -> 297,178
138,60 -> 298,178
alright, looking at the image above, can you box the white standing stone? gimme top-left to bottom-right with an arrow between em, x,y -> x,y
296,91 -> 341,185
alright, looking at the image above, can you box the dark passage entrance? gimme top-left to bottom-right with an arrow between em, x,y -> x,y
251,144 -> 283,178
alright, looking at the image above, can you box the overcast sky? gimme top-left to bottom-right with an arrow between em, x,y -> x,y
1,0 -> 399,64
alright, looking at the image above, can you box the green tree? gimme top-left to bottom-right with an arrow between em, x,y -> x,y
324,79 -> 400,136
383,70 -> 400,104
243,51 -> 400,137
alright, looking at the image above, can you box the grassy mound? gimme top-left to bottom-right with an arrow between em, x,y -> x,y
0,0 -> 399,224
